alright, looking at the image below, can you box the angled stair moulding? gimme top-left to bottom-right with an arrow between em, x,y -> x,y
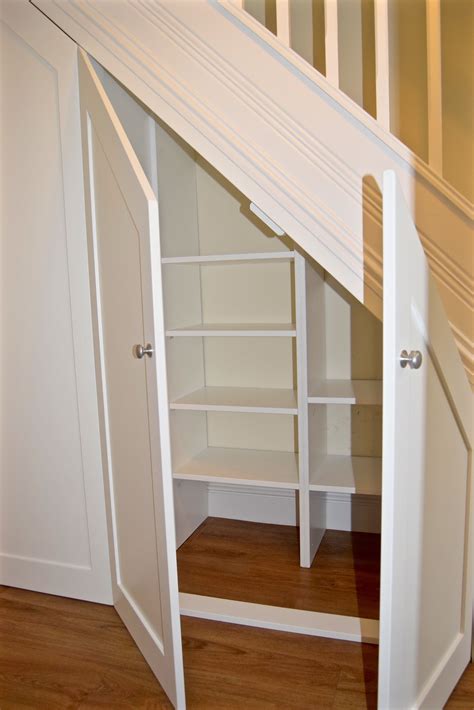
32,0 -> 473,384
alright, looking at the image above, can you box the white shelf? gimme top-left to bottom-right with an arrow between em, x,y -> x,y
166,323 -> 297,337
308,380 -> 383,405
162,251 -> 295,264
173,447 -> 299,489
170,386 -> 298,414
309,455 -> 382,495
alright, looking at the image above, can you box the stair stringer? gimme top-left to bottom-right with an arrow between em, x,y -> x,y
33,0 -> 473,384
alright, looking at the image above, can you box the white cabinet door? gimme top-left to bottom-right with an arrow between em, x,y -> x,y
0,0 -> 112,603
379,171 -> 472,709
79,52 -> 185,709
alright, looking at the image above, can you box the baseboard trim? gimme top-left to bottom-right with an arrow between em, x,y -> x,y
0,553 -> 113,604
208,484 -> 381,532
180,592 -> 379,644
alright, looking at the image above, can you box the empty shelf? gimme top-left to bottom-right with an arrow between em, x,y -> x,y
166,323 -> 297,337
170,386 -> 298,414
308,380 -> 382,405
309,455 -> 382,495
173,447 -> 299,489
162,251 -> 295,264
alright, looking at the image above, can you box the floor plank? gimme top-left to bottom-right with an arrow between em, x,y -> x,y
0,585 -> 472,708
177,518 -> 381,619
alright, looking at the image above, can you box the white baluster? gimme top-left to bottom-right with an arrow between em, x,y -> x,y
276,0 -> 291,46
374,0 -> 391,130
426,0 -> 443,173
324,0 -> 339,86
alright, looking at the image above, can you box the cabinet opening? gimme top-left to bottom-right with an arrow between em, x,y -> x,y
97,63 -> 383,638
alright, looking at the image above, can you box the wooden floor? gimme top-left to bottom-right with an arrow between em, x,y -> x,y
177,518 -> 381,619
0,585 -> 472,709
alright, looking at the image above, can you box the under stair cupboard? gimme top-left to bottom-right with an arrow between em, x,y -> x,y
1,3 -> 472,710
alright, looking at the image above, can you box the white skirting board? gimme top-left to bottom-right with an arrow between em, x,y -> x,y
208,483 -> 381,533
180,593 -> 379,644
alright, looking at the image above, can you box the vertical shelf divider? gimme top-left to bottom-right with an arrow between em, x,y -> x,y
296,253 -> 325,567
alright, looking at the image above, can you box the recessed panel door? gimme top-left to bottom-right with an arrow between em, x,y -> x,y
379,170 -> 472,709
79,52 -> 185,709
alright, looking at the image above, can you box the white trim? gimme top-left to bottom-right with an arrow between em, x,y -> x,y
208,483 -> 381,532
324,0 -> 339,87
426,0 -> 443,174
275,0 -> 290,46
179,593 -> 379,644
374,0 -> 390,131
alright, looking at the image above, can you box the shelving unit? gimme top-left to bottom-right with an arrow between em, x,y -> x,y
154,116 -> 383,572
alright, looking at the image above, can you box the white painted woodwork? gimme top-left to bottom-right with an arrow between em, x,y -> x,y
78,52 -> 184,709
170,386 -> 298,415
174,448 -> 299,489
324,0 -> 339,85
208,485 -> 381,532
301,256 -> 328,565
309,455 -> 381,495
378,171 -> 473,709
426,0 -> 443,173
162,252 -> 294,264
0,0 -> 112,603
308,379 -> 382,404
166,323 -> 297,337
275,0 -> 290,46
294,253 -> 313,568
32,0 -> 474,384
374,0 -> 391,130
180,594 -> 379,644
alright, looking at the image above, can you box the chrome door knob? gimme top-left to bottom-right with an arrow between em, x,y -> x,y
134,343 -> 153,359
399,349 -> 422,369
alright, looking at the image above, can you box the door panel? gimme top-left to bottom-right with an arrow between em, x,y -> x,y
79,52 -> 185,708
379,170 -> 472,709
0,0 -> 112,602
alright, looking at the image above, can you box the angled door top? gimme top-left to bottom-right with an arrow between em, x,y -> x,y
79,51 -> 185,709
379,170 -> 472,709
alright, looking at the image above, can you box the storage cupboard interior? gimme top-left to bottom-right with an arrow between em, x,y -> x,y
96,62 -> 383,624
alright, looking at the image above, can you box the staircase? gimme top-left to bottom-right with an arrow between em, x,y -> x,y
33,0 -> 474,385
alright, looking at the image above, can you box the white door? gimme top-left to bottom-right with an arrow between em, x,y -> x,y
0,0 -> 112,603
379,170 -> 473,709
79,52 -> 185,709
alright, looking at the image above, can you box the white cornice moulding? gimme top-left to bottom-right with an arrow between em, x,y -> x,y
31,0 -> 473,384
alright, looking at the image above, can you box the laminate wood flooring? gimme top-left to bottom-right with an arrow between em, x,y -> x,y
0,585 -> 472,708
177,518 -> 381,619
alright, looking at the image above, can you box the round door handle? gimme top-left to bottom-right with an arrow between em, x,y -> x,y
134,343 -> 153,359
399,349 -> 422,369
